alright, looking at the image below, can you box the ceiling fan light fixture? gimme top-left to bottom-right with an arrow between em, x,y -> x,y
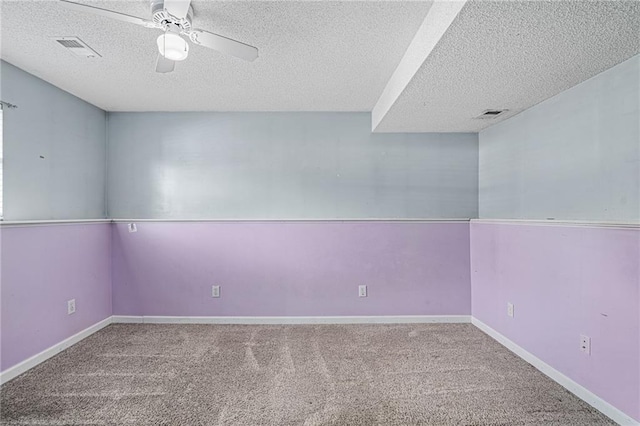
157,33 -> 188,61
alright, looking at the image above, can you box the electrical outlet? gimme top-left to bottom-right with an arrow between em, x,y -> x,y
358,285 -> 367,297
507,302 -> 514,318
580,335 -> 591,355
128,223 -> 137,233
211,285 -> 220,298
67,299 -> 76,315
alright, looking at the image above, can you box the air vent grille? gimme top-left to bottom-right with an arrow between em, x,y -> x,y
56,39 -> 84,49
476,109 -> 508,119
52,37 -> 101,58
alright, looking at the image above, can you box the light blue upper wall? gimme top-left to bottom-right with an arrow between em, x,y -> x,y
479,54 -> 640,222
107,112 -> 478,219
7,50 -> 638,222
1,61 -> 107,220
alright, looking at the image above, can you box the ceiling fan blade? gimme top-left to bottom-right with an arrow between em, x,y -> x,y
156,54 -> 175,73
188,29 -> 258,62
164,0 -> 191,20
60,0 -> 158,28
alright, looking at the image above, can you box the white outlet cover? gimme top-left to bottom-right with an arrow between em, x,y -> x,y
358,285 -> 367,297
507,302 -> 514,318
580,334 -> 591,355
67,299 -> 76,315
212,285 -> 220,298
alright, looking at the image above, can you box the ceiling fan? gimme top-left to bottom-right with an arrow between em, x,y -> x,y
60,0 -> 259,73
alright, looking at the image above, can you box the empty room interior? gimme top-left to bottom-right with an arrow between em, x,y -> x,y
0,0 -> 639,424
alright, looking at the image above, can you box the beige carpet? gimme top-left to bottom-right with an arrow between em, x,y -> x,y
1,323 -> 614,425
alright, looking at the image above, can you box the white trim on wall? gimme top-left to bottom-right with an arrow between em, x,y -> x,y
0,219 -> 111,227
0,317 -> 111,385
0,219 -> 470,227
472,318 -> 639,426
5,219 -> 638,229
111,315 -> 471,325
471,219 -> 640,229
3,219 -> 638,228
110,218 -> 471,223
110,315 -> 144,324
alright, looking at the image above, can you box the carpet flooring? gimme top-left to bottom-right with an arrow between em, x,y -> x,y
1,323 -> 614,425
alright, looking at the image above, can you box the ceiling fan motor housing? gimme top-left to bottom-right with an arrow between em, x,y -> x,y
58,0 -> 259,68
151,0 -> 193,32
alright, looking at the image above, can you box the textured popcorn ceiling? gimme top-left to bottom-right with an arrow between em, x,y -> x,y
0,0 -> 432,111
1,0 -> 639,132
374,0 -> 640,132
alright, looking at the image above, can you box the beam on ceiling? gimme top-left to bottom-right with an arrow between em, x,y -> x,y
371,0 -> 467,132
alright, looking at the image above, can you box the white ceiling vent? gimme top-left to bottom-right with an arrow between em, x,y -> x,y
476,109 -> 508,119
52,37 -> 101,58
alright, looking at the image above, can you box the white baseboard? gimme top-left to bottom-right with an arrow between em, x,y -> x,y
110,315 -> 144,323
472,318 -> 639,426
111,315 -> 471,325
0,317 -> 112,385
3,314 -> 635,426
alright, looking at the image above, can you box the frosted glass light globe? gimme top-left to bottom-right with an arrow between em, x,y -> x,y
157,33 -> 189,61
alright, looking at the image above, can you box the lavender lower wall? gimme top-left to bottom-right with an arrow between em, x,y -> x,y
112,222 -> 471,317
6,220 -> 636,422
470,222 -> 640,422
0,224 -> 112,371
